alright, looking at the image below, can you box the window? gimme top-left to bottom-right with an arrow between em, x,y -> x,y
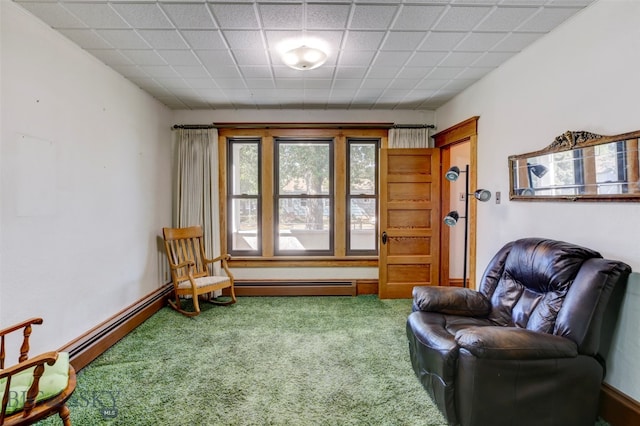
347,139 -> 378,255
221,128 -> 385,262
275,139 -> 333,255
228,139 -> 261,255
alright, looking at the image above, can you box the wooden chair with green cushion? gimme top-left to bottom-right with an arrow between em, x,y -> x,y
163,225 -> 237,317
0,318 -> 76,425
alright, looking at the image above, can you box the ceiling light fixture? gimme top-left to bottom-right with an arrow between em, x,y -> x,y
282,45 -> 328,71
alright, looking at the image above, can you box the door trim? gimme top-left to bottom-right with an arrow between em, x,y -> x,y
433,117 -> 479,289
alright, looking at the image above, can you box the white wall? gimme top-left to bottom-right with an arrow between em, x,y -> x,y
435,0 -> 640,401
0,2 -> 173,354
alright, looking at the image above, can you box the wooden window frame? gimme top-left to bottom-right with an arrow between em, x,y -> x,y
219,127 -> 387,268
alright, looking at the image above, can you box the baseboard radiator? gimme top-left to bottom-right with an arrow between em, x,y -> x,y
234,280 -> 357,296
60,283 -> 172,371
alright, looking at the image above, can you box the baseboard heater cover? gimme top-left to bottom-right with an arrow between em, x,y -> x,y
235,280 -> 357,296
60,283 -> 172,371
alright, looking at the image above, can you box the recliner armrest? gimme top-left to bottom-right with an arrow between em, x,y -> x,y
455,326 -> 578,359
412,286 -> 491,316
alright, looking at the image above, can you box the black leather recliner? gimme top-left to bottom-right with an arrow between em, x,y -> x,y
406,238 -> 631,426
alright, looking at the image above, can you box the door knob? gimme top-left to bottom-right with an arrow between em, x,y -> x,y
381,231 -> 387,245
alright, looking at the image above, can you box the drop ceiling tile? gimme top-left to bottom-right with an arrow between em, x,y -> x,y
173,66 -> 210,79
223,30 -> 265,50
337,51 -> 376,67
334,67 -> 368,79
406,51 -> 448,67
209,3 -> 260,29
63,3 -> 129,29
203,65 -> 242,79
196,50 -> 236,68
416,79 -> 448,90
239,66 -> 273,79
86,49 -> 132,66
276,79 -> 304,90
332,79 -> 363,89
16,2 -> 85,28
473,51 -> 517,67
427,67 -> 464,79
298,66 -> 336,79
475,7 -> 539,32
306,4 -> 351,29
233,49 -> 270,66
342,31 -> 386,51
111,3 -> 174,29
456,32 -> 507,52
59,29 -> 112,49
197,89 -> 227,99
366,67 -> 401,79
419,32 -> 467,51
381,32 -> 426,51
434,6 -> 493,31
244,79 -> 276,89
396,67 -> 432,79
304,79 -> 332,89
388,78 -> 422,90
393,5 -> 446,30
160,4 -> 217,29
121,49 -> 167,66
258,4 -> 303,29
138,30 -> 189,49
349,5 -> 398,30
457,67 -> 495,79
372,51 -> 412,67
360,79 -> 389,89
518,7 -> 582,32
185,78 -> 218,89
154,78 -> 190,90
492,32 -> 544,52
96,30 -> 150,49
157,50 -> 201,67
140,65 -> 180,79
180,30 -> 227,50
439,51 -> 483,67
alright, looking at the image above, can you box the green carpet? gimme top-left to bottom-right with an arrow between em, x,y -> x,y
39,296 -> 447,425
37,296 -> 612,425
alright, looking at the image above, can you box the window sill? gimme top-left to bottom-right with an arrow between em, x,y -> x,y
228,256 -> 378,268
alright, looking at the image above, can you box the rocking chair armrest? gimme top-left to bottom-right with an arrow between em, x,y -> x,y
169,260 -> 195,270
203,254 -> 232,264
0,318 -> 43,339
0,351 -> 59,379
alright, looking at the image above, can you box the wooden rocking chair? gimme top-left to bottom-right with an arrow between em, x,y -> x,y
1,318 -> 76,426
162,226 -> 237,317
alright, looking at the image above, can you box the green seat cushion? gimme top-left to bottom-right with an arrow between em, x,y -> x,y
0,352 -> 70,415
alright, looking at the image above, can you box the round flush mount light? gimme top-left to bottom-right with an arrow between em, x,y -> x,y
282,45 -> 328,70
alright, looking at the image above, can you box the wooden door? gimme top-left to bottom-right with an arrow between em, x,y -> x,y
379,148 -> 440,299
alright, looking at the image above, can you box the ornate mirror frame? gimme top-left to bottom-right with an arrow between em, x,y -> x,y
509,130 -> 640,202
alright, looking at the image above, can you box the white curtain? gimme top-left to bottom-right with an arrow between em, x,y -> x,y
388,127 -> 433,148
173,128 -> 221,262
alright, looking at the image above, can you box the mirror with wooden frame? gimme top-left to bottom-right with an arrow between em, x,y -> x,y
509,130 -> 640,201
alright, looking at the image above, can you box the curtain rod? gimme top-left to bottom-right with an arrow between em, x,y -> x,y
392,124 -> 436,129
172,124 -> 215,129
173,123 -> 435,130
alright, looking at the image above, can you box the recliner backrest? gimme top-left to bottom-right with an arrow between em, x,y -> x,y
479,238 -> 603,333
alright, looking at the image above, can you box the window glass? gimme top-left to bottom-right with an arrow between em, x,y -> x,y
228,140 -> 260,255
